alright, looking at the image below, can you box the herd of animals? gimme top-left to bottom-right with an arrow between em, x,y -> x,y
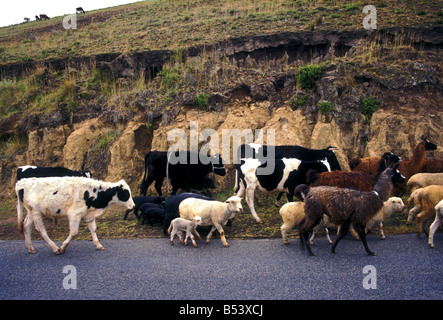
12,135 -> 443,256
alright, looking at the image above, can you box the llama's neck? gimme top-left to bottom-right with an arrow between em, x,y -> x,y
410,142 -> 426,169
373,172 -> 393,202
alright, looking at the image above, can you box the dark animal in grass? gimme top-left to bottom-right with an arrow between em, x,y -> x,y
139,203 -> 165,226
123,195 -> 164,220
296,163 -> 405,256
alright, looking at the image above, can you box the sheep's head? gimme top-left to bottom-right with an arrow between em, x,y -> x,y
193,215 -> 203,225
225,196 -> 243,214
386,197 -> 406,214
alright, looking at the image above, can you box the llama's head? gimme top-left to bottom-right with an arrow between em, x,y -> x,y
386,163 -> 406,185
420,136 -> 437,151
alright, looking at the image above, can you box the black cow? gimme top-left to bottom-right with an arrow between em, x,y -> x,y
139,203 -> 165,226
140,151 -> 226,197
16,165 -> 91,181
162,193 -> 215,234
123,195 -> 164,220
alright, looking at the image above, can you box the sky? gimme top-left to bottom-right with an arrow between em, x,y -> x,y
0,0 -> 142,28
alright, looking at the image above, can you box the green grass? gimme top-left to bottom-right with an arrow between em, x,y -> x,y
0,0 -> 441,64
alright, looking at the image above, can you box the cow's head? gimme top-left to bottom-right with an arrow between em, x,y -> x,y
116,180 -> 135,210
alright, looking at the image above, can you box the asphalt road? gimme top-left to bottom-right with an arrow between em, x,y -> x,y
1,233 -> 443,301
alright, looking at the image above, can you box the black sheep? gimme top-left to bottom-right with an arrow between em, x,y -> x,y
123,196 -> 164,220
139,203 -> 165,226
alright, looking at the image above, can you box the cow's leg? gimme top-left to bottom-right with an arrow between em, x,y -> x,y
154,177 -> 164,197
60,213 -> 82,254
245,186 -> 262,223
31,210 -> 60,254
23,214 -> 36,254
85,218 -> 104,250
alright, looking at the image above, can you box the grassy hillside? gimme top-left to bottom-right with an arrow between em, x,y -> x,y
0,0 -> 441,64
0,0 -> 441,240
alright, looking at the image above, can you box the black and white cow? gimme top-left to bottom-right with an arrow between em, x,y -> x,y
16,177 -> 135,254
237,157 -> 331,223
235,143 -> 341,202
17,165 -> 92,181
140,151 -> 226,197
237,144 -> 341,169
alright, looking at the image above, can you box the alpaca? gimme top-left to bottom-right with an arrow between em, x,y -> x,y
308,152 -> 400,191
296,163 -> 405,256
351,137 -> 437,180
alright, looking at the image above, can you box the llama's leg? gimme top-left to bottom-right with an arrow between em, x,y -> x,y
325,227 -> 333,244
331,219 -> 351,254
354,223 -> 376,256
299,218 -> 317,256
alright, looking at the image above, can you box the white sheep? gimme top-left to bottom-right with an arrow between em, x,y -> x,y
279,202 -> 332,245
428,199 -> 443,248
168,215 -> 202,248
179,196 -> 243,247
407,173 -> 443,192
406,185 -> 443,237
346,197 -> 405,239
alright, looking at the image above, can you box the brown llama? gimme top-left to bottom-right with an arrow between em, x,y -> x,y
351,136 -> 437,180
296,163 -> 405,256
308,152 -> 400,191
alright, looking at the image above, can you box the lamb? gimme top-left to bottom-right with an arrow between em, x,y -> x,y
407,185 -> 443,237
345,197 -> 406,240
168,216 -> 202,248
297,163 -> 405,256
279,202 -> 331,245
179,196 -> 243,247
406,173 -> 443,192
428,199 -> 443,248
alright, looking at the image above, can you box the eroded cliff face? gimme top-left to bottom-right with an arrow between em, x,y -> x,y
2,91 -> 441,198
1,27 -> 442,197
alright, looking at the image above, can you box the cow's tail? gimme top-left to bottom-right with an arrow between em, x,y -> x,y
16,188 -> 25,233
140,153 -> 150,195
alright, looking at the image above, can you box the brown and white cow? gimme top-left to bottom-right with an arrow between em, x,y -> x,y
16,177 -> 135,254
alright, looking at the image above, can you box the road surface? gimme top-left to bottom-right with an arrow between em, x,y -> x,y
1,233 -> 443,301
